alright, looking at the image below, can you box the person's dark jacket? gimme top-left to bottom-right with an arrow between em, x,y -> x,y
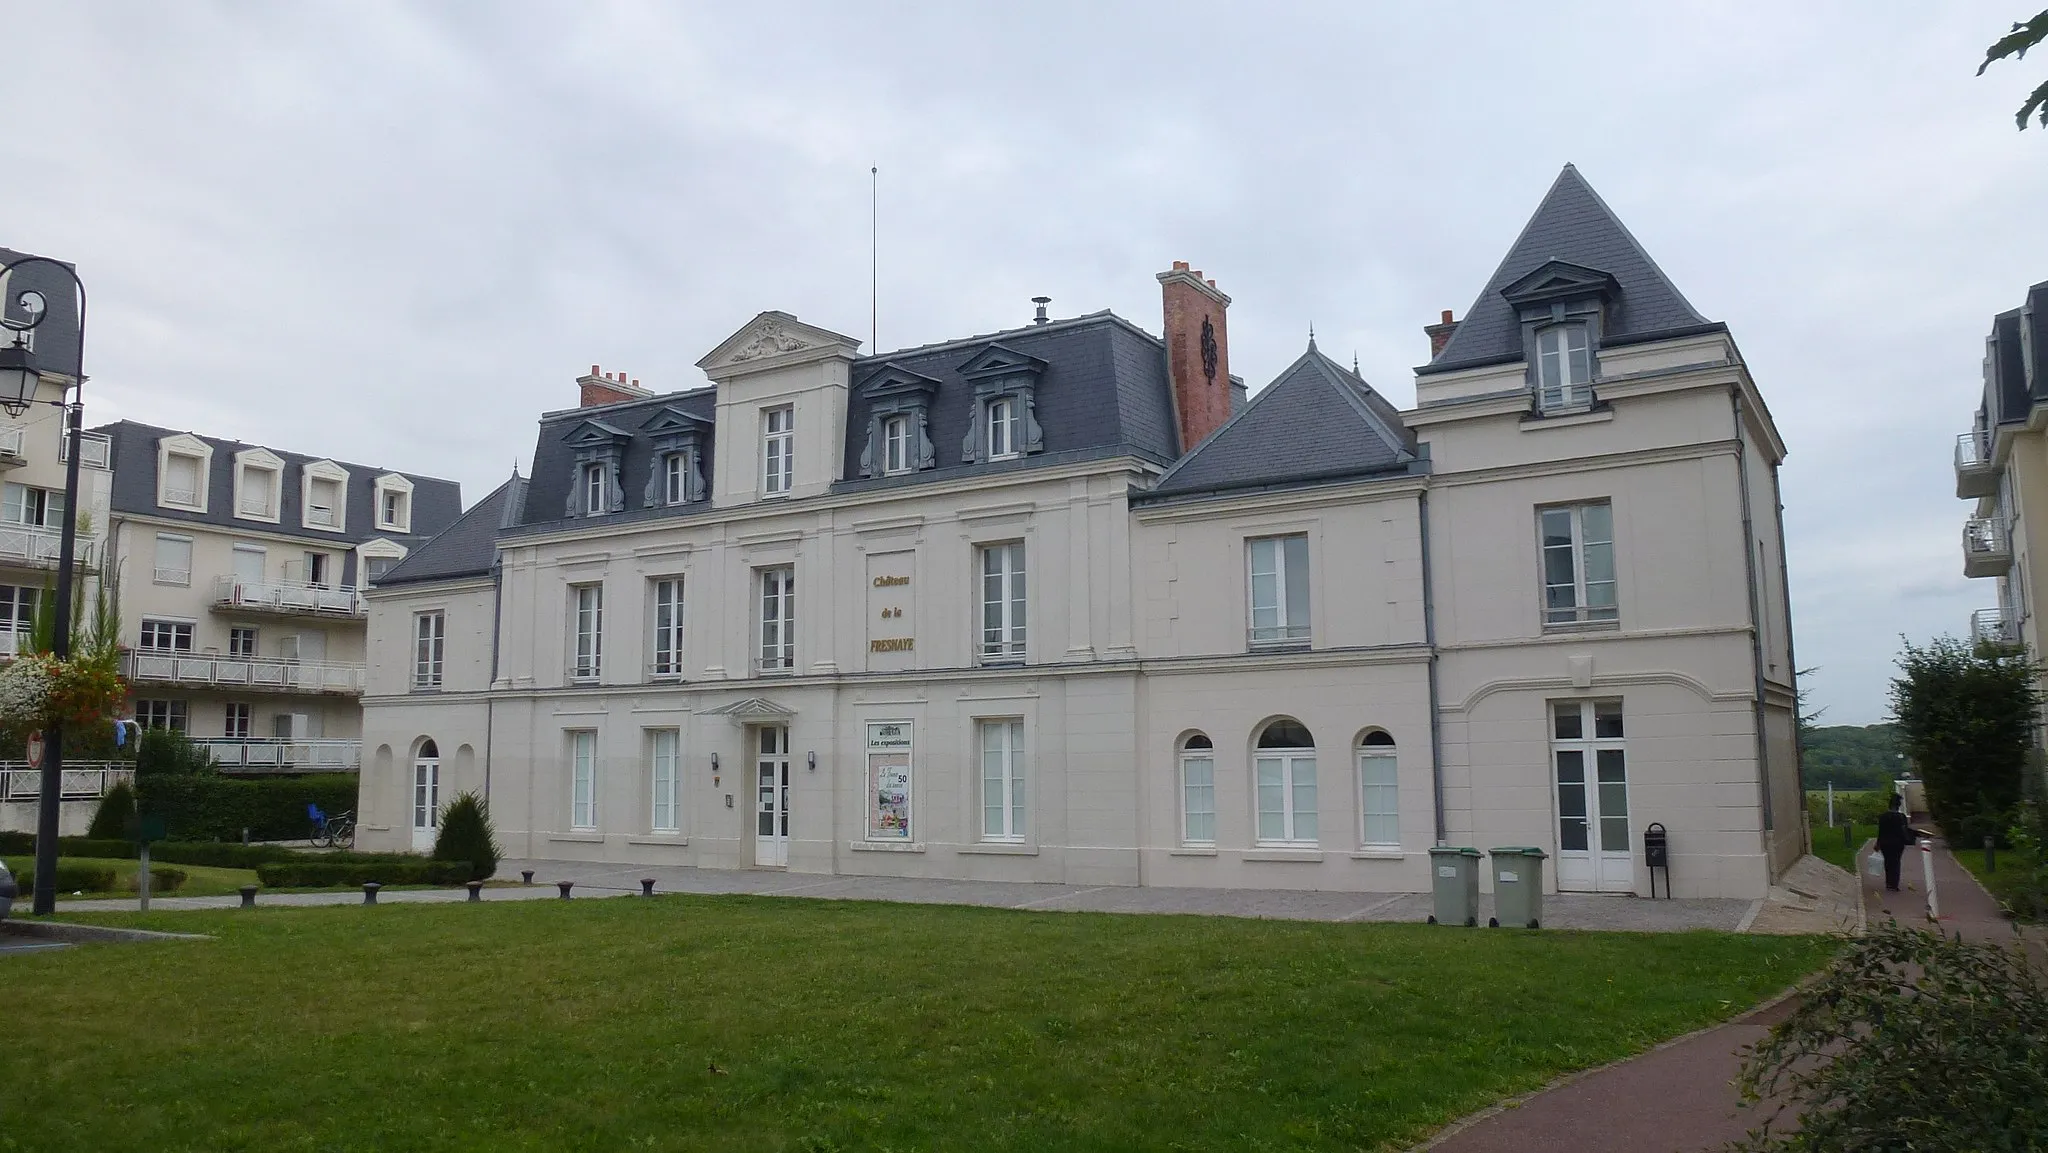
1875,810 -> 1930,851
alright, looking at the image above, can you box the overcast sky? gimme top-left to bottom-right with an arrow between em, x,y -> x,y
0,2 -> 2041,725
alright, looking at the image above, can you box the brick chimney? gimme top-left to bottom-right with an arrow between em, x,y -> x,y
1424,310 -> 1458,358
578,365 -> 652,407
1158,261 -> 1232,452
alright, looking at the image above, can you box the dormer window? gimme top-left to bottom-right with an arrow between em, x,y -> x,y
882,415 -> 911,475
561,417 -> 629,518
956,343 -> 1046,466
637,404 -> 710,508
300,460 -> 349,531
856,364 -> 940,480
762,406 -> 794,496
233,449 -> 283,522
987,398 -> 1019,460
156,434 -> 213,512
663,453 -> 686,504
582,462 -> 606,515
373,473 -> 414,533
1536,323 -> 1593,411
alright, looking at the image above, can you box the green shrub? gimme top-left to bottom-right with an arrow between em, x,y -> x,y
253,860 -> 471,889
3,858 -> 119,894
0,831 -> 25,855
124,866 -> 185,893
86,780 -> 137,840
135,728 -> 215,776
432,792 -> 501,882
1734,921 -> 2048,1150
136,773 -> 358,842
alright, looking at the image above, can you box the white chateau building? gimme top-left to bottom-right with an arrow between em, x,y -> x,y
358,166 -> 1804,898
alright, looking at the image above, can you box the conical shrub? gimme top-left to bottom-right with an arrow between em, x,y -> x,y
87,779 -> 136,840
431,791 -> 501,882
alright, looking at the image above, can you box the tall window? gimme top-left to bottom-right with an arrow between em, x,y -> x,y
1540,502 -> 1618,626
758,566 -> 795,672
1247,534 -> 1310,647
224,703 -> 252,739
1536,323 -> 1593,411
650,729 -> 680,834
0,584 -> 38,648
1255,719 -> 1317,846
979,719 -> 1026,841
237,464 -> 278,518
302,552 -> 332,589
1358,731 -> 1399,847
987,397 -> 1018,459
762,406 -> 794,495
414,612 -> 446,689
305,476 -> 341,527
1181,734 -> 1216,845
650,577 -> 685,678
138,699 -> 188,732
228,626 -> 258,657
3,482 -> 64,527
162,453 -> 202,508
881,414 -> 911,475
379,488 -> 409,530
663,453 -> 687,505
570,730 -> 598,830
979,542 -> 1026,663
1553,699 -> 1629,857
582,462 -> 606,516
571,584 -> 603,681
139,620 -> 193,652
153,534 -> 193,586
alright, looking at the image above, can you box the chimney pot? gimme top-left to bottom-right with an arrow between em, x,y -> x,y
1424,309 -> 1461,358
1173,260 -> 1189,271
1207,279 -> 1216,288
1440,309 -> 1454,324
590,363 -> 600,376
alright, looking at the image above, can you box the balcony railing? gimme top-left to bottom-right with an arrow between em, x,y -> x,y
57,430 -> 112,470
1963,516 -> 2014,578
200,738 -> 361,772
0,426 -> 24,463
123,650 -> 367,695
211,575 -> 365,618
0,763 -> 133,801
1956,430 -> 1999,499
0,523 -> 96,570
1971,607 -> 2019,647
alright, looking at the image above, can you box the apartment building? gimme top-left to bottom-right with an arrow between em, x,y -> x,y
1956,278 -> 2048,731
97,421 -> 460,771
358,166 -> 1801,896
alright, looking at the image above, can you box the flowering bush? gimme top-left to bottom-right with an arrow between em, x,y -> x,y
0,657 -> 52,739
0,652 -> 126,741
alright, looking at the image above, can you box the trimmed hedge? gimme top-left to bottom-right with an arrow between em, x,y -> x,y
0,858 -> 187,894
136,774 -> 358,842
0,837 -> 418,870
254,860 -> 472,889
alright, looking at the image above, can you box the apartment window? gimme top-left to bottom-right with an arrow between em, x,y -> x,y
138,619 -> 193,653
570,730 -> 598,831
571,584 -> 603,682
232,544 -> 265,586
137,699 -> 188,733
152,534 -> 193,586
1255,719 -> 1317,846
305,475 -> 342,528
1540,502 -> 1618,626
987,397 -> 1019,460
228,627 -> 258,657
415,612 -> 445,689
1180,734 -> 1216,845
881,414 -> 911,475
979,719 -> 1026,842
1247,534 -> 1310,647
162,452 -> 204,509
0,584 -> 38,648
979,542 -> 1026,663
650,729 -> 680,834
235,462 -> 279,519
582,462 -> 606,516
758,566 -> 795,672
1535,323 -> 1593,411
303,552 -> 332,589
1358,731 -> 1399,848
224,703 -> 252,739
2,482 -> 63,528
663,453 -> 687,505
379,487 -> 409,531
650,577 -> 685,678
762,406 -> 794,496
364,555 -> 399,584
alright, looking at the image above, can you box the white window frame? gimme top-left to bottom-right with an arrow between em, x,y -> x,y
1358,735 -> 1400,848
881,414 -> 911,475
649,577 -> 685,680
1539,501 -> 1618,628
224,702 -> 252,739
232,448 -> 284,523
979,718 -> 1027,842
300,460 -> 349,533
663,453 -> 687,505
152,533 -> 193,587
581,462 -> 606,516
3,482 -> 64,528
762,405 -> 794,496
1255,722 -> 1318,847
650,728 -> 680,834
138,618 -> 194,653
374,473 -> 414,533
987,397 -> 1019,460
978,541 -> 1026,664
570,730 -> 598,831
1180,738 -> 1216,846
1535,323 -> 1594,412
414,611 -> 445,690
758,566 -> 795,673
1246,533 -> 1311,647
228,626 -> 258,657
571,583 -> 603,682
157,434 -> 212,512
137,699 -> 188,733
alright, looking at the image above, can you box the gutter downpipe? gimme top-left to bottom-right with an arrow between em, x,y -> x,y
1732,390 -> 1775,844
1419,478 -> 1447,844
483,549 -> 504,804
1769,460 -> 1809,853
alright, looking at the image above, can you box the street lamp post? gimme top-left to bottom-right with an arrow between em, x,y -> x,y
0,256 -> 88,916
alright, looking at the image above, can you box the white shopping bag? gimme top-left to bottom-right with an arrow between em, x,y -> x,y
1864,851 -> 1883,878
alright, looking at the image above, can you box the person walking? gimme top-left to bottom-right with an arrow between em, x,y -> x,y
1875,794 -> 1931,892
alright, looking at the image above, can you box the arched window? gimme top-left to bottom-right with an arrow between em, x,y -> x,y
1179,734 -> 1215,845
1254,720 -> 1316,845
1357,730 -> 1398,848
411,739 -> 441,849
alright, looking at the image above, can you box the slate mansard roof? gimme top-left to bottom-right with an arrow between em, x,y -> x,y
373,474 -> 526,587
1978,280 -> 2048,434
94,419 -> 463,547
0,246 -> 82,379
1420,164 -> 1722,376
520,385 -> 718,530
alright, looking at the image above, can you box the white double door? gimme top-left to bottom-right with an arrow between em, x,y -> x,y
755,726 -> 790,868
411,757 -> 440,851
1552,702 -> 1632,893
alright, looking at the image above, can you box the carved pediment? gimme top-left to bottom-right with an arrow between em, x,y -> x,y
1501,260 -> 1620,308
703,696 -> 798,726
637,406 -> 713,436
955,342 -> 1048,381
856,363 -> 943,400
561,418 -> 630,448
725,317 -> 812,363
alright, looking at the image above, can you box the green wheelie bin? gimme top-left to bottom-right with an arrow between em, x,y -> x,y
1487,846 -> 1549,928
1427,846 -> 1483,926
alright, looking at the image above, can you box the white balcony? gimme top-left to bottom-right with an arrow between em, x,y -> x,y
0,426 -> 24,467
210,575 -> 365,619
0,763 -> 132,801
200,738 -> 361,773
56,430 -> 112,470
1972,607 -> 2019,647
123,649 -> 366,695
1964,516 -> 2014,579
0,523 -> 96,571
1956,431 -> 1999,499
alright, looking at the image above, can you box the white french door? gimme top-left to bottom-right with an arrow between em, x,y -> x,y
411,754 -> 440,851
1551,700 -> 1631,892
755,726 -> 790,867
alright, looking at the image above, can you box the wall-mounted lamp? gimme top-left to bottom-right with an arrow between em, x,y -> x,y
710,751 -> 719,772
807,751 -> 817,772
711,751 -> 720,787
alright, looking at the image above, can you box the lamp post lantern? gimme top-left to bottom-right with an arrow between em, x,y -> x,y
0,256 -> 89,916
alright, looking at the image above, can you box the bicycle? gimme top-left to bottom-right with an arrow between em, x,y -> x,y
308,805 -> 357,850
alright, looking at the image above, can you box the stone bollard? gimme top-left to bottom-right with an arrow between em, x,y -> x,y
557,880 -> 574,900
466,880 -> 483,902
1842,822 -> 1853,849
640,878 -> 656,897
521,870 -> 534,885
363,882 -> 381,906
239,885 -> 258,909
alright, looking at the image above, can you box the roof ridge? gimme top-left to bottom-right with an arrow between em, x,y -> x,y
856,310 -> 1159,364
93,417 -> 460,487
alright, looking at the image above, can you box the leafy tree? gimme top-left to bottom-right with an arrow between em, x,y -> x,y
1799,724 -> 1904,791
1888,635 -> 2041,845
86,779 -> 136,840
1980,9 -> 2048,130
134,727 -> 215,777
432,791 -> 501,882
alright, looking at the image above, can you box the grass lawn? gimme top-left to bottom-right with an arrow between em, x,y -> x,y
1,898 -> 1836,1152
1806,789 -> 1886,874
1957,843 -> 2042,920
2,856 -> 259,899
